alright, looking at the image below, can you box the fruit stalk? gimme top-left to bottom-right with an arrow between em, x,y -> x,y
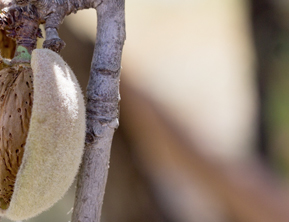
0,5 -> 41,62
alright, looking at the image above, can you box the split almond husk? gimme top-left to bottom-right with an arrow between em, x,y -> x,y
0,49 -> 85,220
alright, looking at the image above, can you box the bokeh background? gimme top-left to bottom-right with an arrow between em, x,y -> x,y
3,0 -> 289,221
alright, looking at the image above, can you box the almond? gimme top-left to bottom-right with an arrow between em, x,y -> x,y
0,49 -> 85,220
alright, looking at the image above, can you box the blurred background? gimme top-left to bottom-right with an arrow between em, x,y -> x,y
3,0 -> 289,221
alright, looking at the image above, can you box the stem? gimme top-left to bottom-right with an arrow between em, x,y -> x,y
71,0 -> 126,221
12,45 -> 31,63
0,5 -> 41,60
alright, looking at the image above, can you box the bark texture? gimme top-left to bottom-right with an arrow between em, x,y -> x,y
71,1 -> 125,222
16,0 -> 102,52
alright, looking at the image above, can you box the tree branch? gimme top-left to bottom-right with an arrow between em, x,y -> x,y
71,0 -> 126,221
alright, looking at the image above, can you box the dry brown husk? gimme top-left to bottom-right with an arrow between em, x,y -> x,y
0,30 -> 16,59
0,65 -> 33,209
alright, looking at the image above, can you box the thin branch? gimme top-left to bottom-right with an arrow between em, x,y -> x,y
71,0 -> 126,221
